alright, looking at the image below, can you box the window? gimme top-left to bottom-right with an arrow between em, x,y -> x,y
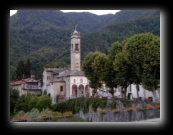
60,86 -> 63,91
47,76 -> 51,80
75,44 -> 79,51
80,78 -> 83,83
74,79 -> 76,83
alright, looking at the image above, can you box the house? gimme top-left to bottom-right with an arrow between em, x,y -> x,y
10,75 -> 42,96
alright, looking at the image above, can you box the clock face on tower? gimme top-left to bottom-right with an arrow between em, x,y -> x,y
75,54 -> 79,59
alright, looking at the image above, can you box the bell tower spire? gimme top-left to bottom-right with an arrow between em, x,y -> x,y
71,25 -> 81,71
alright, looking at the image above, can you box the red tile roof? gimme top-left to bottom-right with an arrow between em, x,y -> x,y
10,78 -> 31,86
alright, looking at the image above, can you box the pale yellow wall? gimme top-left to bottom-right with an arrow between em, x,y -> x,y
55,82 -> 66,95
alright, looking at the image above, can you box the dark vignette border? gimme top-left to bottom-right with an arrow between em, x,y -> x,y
3,1 -> 170,133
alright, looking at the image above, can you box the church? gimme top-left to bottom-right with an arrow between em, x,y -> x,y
42,26 -> 92,104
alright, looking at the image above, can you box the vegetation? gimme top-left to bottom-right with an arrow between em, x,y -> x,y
14,94 -> 52,113
10,87 -> 19,113
82,32 -> 160,98
14,58 -> 31,80
10,10 -> 160,81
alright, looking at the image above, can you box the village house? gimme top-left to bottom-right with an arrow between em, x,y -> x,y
10,75 -> 42,96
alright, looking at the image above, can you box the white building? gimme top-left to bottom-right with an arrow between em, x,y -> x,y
42,26 -> 92,104
98,84 -> 160,102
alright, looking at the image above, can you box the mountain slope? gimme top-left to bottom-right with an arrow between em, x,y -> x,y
9,10 -> 160,80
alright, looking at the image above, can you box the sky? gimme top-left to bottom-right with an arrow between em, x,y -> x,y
10,10 -> 121,16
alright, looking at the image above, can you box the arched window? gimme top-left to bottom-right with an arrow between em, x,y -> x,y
74,79 -> 76,83
75,44 -> 79,51
80,78 -> 83,83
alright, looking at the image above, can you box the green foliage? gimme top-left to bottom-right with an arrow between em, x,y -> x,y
10,10 -> 160,81
15,95 -> 31,112
36,95 -> 52,111
14,58 -> 31,80
15,94 -> 52,113
10,87 -> 19,113
120,99 -> 131,107
122,32 -> 160,91
28,95 -> 38,111
82,52 -> 103,90
90,98 -> 107,111
26,108 -> 40,118
52,97 -> 107,114
15,59 -> 25,80
24,58 -> 31,78
141,35 -> 160,91
108,101 -> 117,109
92,52 -> 108,80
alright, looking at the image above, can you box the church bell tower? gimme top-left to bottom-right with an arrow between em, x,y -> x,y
71,25 -> 81,71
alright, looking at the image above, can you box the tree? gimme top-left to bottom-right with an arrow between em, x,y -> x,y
113,52 -> 133,99
82,52 -> 102,95
15,95 -> 31,112
123,32 -> 158,98
103,41 -> 123,95
24,58 -> 31,78
141,35 -> 160,101
36,95 -> 52,111
28,95 -> 38,111
10,87 -> 19,113
92,52 -> 108,80
15,59 -> 25,80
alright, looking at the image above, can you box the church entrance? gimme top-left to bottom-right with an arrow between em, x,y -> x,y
72,84 -> 77,97
79,84 -> 84,97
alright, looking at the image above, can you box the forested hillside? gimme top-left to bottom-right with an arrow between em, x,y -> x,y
9,10 -> 160,80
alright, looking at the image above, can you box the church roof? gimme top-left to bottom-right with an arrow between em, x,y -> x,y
60,70 -> 85,77
44,67 -> 67,74
51,70 -> 85,82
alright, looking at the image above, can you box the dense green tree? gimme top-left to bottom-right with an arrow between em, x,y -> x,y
123,32 -> 160,98
10,87 -> 19,113
141,35 -> 160,101
15,95 -> 31,112
82,52 -> 102,95
15,59 -> 25,80
92,52 -> 108,80
36,95 -> 52,111
24,58 -> 31,78
103,41 -> 123,95
28,95 -> 38,111
113,52 -> 133,99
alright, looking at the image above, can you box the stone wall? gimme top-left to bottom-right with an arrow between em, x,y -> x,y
76,108 -> 160,122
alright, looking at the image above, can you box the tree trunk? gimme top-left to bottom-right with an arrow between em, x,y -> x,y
124,87 -> 127,99
121,87 -> 123,99
110,87 -> 114,96
152,90 -> 158,102
136,84 -> 140,98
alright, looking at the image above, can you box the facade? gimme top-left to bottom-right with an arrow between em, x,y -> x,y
115,84 -> 160,101
10,75 -> 42,96
42,26 -> 92,104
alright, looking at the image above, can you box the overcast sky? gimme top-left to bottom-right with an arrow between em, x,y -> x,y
10,10 -> 121,16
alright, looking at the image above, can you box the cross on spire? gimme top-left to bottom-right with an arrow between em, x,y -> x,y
74,25 -> 78,30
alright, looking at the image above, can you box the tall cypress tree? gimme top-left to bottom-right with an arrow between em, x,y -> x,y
25,58 -> 31,78
15,59 -> 25,80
